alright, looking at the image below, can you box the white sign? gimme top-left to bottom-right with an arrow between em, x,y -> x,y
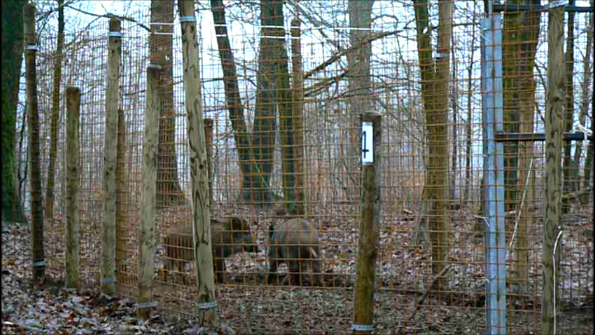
362,122 -> 373,164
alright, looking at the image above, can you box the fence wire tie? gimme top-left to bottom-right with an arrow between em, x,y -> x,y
575,123 -> 593,136
196,301 -> 217,310
351,324 -> 372,332
474,215 -> 491,229
25,45 -> 38,51
135,302 -> 158,310
107,32 -> 124,38
180,16 -> 197,23
101,278 -> 116,284
33,260 -> 45,267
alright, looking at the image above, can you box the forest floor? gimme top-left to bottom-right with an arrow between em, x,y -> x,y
2,204 -> 593,335
1,222 -> 236,335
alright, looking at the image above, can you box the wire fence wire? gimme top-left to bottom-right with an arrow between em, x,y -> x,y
16,1 -> 594,334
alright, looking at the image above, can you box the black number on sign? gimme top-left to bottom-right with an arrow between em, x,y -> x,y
362,131 -> 369,158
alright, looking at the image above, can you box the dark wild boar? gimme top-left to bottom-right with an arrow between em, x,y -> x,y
268,218 -> 323,286
163,216 -> 258,283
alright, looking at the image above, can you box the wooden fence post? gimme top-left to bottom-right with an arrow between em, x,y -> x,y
101,18 -> 122,296
542,3 -> 565,334
66,87 -> 81,290
116,107 -> 126,287
137,65 -> 161,319
178,0 -> 218,327
352,111 -> 382,334
204,118 -> 214,210
291,18 -> 305,216
24,3 -> 45,284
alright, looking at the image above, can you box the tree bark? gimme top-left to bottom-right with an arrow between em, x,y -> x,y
291,18 -> 306,216
247,0 -> 280,204
272,1 -> 297,211
562,10 -> 576,209
150,0 -> 186,208
413,0 -> 453,290
44,0 -> 65,224
502,0 -> 541,216
1,0 -> 26,223
209,0 -> 261,205
575,6 -> 593,190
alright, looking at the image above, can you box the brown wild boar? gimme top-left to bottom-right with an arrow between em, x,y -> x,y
268,218 -> 323,286
163,217 -> 258,283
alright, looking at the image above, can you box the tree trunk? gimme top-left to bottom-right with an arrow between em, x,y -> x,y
502,4 -> 541,288
45,0 -> 65,227
512,2 -> 541,292
291,18 -> 306,216
575,6 -> 593,190
247,0 -> 279,204
502,1 -> 540,216
271,1 -> 297,211
1,0 -> 26,223
150,0 -> 186,208
209,0 -> 261,205
464,1 -> 478,202
450,44 -> 459,202
562,10 -> 576,212
413,0 -> 453,290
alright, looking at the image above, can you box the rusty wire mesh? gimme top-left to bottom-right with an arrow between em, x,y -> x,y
19,1 -> 594,334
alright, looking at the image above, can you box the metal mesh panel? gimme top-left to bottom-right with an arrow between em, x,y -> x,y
19,1 -> 593,334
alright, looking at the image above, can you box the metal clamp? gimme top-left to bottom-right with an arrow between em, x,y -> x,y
33,260 -> 45,267
101,278 -> 116,284
135,301 -> 158,309
351,324 -> 372,332
25,45 -> 38,51
196,301 -> 218,310
180,16 -> 197,23
107,32 -> 124,38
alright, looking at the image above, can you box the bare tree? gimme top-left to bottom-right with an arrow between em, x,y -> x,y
1,0 -> 27,222
210,0 -> 262,206
150,0 -> 186,207
502,0 -> 541,288
45,0 -> 65,224
412,0 -> 454,290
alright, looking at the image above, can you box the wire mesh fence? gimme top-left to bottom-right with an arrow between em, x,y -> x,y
12,1 -> 594,334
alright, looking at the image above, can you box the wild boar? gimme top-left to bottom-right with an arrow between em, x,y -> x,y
163,217 -> 258,283
268,218 -> 323,286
